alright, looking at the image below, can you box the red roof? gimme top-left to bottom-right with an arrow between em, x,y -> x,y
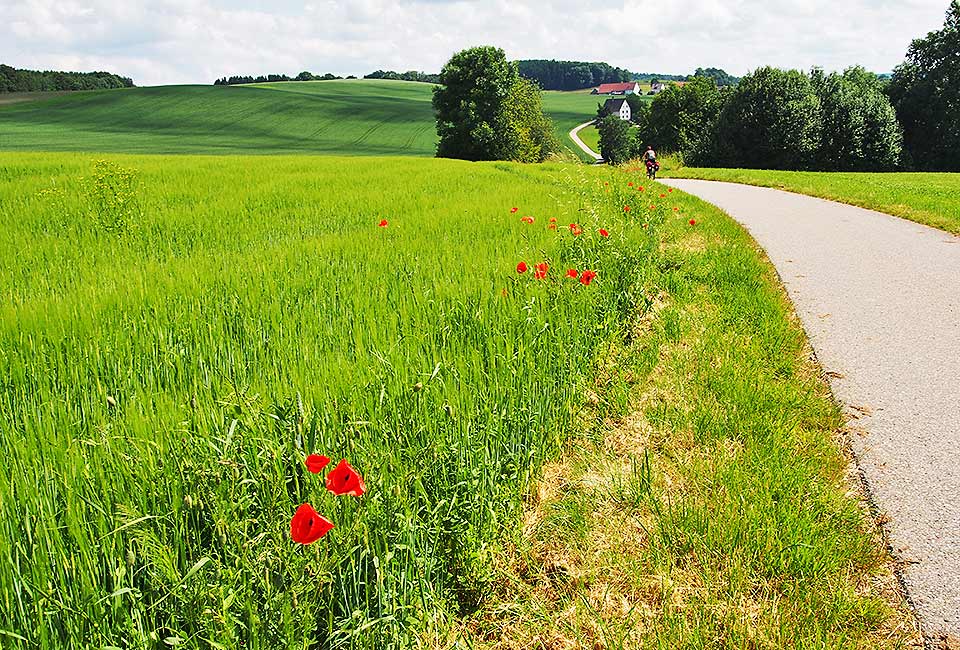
596,82 -> 637,93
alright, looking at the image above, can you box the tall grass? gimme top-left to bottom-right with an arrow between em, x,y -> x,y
0,153 -> 668,648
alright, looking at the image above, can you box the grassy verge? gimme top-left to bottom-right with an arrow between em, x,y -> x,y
665,166 -> 960,235
460,180 -> 920,648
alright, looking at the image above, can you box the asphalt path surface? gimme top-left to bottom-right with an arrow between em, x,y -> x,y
662,178 -> 960,644
568,121 -> 602,162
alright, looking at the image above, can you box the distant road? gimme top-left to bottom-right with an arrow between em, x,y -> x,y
569,121 -> 602,162
663,178 -> 960,645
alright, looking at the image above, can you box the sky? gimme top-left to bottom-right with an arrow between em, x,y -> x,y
1,0 -> 952,86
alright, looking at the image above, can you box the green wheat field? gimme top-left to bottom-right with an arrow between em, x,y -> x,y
0,82 -> 920,648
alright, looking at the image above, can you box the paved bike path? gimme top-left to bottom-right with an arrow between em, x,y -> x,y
568,121 -> 602,162
662,179 -> 960,643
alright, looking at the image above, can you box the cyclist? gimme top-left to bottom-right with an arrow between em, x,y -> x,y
643,145 -> 659,179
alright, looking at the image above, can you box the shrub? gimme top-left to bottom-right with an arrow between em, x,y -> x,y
714,67 -> 822,170
814,67 -> 903,171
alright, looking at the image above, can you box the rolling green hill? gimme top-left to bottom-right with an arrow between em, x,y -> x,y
0,80 -> 602,158
0,80 -> 438,156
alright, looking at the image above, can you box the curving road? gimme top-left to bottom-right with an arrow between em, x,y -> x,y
662,178 -> 960,645
569,121 -> 602,162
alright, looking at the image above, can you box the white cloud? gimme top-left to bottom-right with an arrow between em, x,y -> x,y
0,0 -> 951,86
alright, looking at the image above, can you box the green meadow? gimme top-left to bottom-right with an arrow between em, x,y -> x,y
0,151 -> 914,648
0,80 -> 605,160
666,166 -> 960,234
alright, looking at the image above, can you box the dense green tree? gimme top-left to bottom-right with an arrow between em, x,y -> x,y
597,115 -> 633,164
814,67 -> 903,171
888,0 -> 960,170
713,67 -> 822,170
647,76 -> 724,163
434,46 -> 556,162
501,78 -> 559,162
433,47 -> 517,160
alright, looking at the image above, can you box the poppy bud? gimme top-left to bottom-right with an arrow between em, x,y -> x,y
183,495 -> 193,508
443,404 -> 453,417
413,382 -> 424,392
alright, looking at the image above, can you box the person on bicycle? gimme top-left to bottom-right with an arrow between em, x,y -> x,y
643,145 -> 659,178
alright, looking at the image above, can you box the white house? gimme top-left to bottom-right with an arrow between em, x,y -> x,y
602,98 -> 631,121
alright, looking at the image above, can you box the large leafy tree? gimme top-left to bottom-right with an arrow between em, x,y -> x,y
433,46 -> 518,160
501,77 -> 559,163
714,67 -> 822,170
814,67 -> 903,171
888,1 -> 960,170
647,76 -> 724,164
433,47 -> 556,162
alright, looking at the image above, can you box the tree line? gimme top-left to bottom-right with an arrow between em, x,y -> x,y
213,70 -> 444,85
364,70 -> 441,84
214,72 -> 350,85
0,65 -> 134,93
516,60 -> 733,91
600,1 -> 960,172
516,60 -> 633,91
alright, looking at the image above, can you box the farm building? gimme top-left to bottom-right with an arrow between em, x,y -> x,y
592,82 -> 641,95
602,98 -> 631,121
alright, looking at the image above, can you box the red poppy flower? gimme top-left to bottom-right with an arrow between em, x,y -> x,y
549,217 -> 557,223
623,206 -> 630,213
599,228 -> 609,238
689,219 -> 697,226
638,186 -> 644,192
566,269 -> 579,279
516,261 -> 528,274
580,270 -> 597,286
649,205 -> 656,210
305,454 -> 331,474
325,459 -> 366,497
569,223 -> 583,236
378,219 -> 388,227
521,216 -> 535,224
510,207 -> 519,213
534,262 -> 549,279
628,182 -> 634,187
668,188 -> 674,193
642,223 -> 649,229
548,224 -> 557,231
660,194 -> 667,198
673,207 -> 679,212
290,503 -> 334,544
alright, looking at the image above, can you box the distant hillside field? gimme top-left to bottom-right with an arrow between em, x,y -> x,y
0,79 -> 602,158
0,80 -> 437,156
